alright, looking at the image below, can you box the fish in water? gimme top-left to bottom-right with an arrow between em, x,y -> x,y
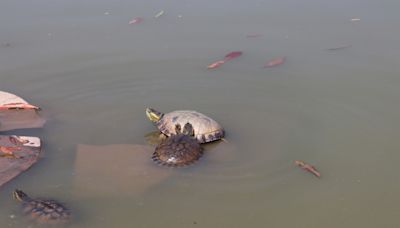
246,33 -> 263,38
326,45 -> 352,51
294,160 -> 321,178
223,51 -> 242,61
264,57 -> 286,68
207,60 -> 225,69
129,17 -> 143,24
154,10 -> 164,18
207,51 -> 242,69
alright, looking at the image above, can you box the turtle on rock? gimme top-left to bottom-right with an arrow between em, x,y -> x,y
145,108 -> 225,143
152,123 -> 203,167
12,189 -> 71,225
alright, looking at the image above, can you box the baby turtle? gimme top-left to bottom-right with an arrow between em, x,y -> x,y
146,108 -> 224,143
12,189 -> 71,225
152,123 -> 203,167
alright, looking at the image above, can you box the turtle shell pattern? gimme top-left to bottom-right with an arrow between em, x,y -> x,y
152,133 -> 203,167
156,110 -> 224,143
20,198 -> 70,224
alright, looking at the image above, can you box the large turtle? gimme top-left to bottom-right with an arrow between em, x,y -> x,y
146,108 -> 224,143
152,123 -> 203,167
12,189 -> 71,225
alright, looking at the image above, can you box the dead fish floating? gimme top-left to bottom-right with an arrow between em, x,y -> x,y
294,160 -> 321,178
264,56 -> 286,68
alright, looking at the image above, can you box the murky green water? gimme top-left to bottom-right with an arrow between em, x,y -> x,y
1,0 -> 400,227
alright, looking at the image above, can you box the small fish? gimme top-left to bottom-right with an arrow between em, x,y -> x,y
207,60 -> 225,69
129,17 -> 143,24
294,160 -> 321,178
223,51 -> 242,61
326,45 -> 352,51
0,146 -> 22,158
246,33 -> 262,38
264,57 -> 286,68
9,136 -> 30,146
154,10 -> 164,19
351,18 -> 361,22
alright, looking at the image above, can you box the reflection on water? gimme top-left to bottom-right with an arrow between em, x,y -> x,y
1,0 -> 400,227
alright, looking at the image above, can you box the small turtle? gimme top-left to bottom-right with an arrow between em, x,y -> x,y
146,108 -> 224,143
12,189 -> 71,225
152,123 -> 203,167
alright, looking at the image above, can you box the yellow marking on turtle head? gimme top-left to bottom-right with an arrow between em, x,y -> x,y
146,108 -> 162,122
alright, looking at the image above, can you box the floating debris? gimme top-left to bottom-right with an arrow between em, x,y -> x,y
264,56 -> 286,68
326,45 -> 352,51
154,10 -> 164,18
129,17 -> 143,24
351,18 -> 361,22
294,160 -> 321,178
223,51 -> 242,61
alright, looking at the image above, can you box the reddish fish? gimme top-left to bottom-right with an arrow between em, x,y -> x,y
0,146 -> 22,158
294,160 -> 321,178
223,51 -> 242,61
129,17 -> 143,24
264,56 -> 286,68
207,60 -> 225,69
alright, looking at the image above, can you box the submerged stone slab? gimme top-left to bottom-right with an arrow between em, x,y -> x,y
0,135 -> 41,187
0,91 -> 45,131
73,144 -> 173,198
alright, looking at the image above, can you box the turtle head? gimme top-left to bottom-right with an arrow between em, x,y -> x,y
13,189 -> 29,202
182,123 -> 195,136
146,108 -> 164,123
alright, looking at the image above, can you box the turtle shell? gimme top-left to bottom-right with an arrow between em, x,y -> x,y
156,110 -> 224,143
20,198 -> 70,224
152,133 -> 203,167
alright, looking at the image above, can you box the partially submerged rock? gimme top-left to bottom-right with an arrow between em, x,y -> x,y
0,135 -> 41,187
0,91 -> 46,131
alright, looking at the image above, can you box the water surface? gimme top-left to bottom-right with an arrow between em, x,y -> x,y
1,0 -> 400,227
